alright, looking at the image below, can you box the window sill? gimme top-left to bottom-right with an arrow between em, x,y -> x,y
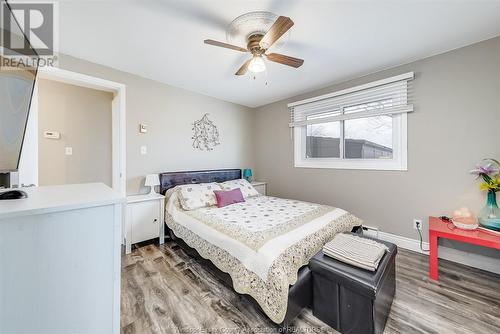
294,159 -> 407,171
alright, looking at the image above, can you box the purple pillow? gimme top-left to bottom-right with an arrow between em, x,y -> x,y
213,188 -> 245,208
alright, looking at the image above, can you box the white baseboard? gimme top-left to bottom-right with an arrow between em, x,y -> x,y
377,231 -> 500,275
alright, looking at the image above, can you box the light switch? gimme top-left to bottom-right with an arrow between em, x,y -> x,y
140,146 -> 147,155
65,147 -> 73,155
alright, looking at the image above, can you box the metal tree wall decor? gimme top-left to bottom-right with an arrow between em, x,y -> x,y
192,113 -> 220,151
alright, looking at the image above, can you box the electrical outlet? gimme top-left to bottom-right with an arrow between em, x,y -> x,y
413,219 -> 423,230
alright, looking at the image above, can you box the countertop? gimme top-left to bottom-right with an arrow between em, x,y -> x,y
0,183 -> 124,220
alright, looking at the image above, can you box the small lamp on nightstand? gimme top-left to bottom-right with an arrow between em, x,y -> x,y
242,168 -> 253,182
144,174 -> 160,195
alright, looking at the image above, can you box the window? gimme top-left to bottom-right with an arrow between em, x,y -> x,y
289,72 -> 413,170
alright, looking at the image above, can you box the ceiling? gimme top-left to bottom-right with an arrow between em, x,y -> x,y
54,0 -> 500,107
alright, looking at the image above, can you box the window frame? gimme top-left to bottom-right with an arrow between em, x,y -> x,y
293,89 -> 409,171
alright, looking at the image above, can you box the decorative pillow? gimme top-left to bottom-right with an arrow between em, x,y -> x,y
219,179 -> 259,198
213,188 -> 245,208
175,182 -> 222,211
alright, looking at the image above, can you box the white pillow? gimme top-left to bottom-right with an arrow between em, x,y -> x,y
175,182 -> 222,211
219,179 -> 259,198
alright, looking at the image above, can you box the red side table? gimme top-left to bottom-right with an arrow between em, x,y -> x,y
429,216 -> 500,280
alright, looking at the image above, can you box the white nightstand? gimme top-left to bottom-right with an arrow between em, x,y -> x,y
251,181 -> 267,195
125,193 -> 165,254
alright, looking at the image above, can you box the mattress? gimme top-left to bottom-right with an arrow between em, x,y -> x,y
165,189 -> 361,323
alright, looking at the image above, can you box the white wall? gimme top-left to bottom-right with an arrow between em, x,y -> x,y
18,83 -> 38,187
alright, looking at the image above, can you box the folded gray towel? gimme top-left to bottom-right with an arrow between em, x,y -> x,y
323,233 -> 389,271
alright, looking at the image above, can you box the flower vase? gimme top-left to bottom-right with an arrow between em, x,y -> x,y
478,190 -> 500,231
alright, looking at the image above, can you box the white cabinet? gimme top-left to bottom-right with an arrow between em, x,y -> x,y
251,181 -> 267,195
0,183 -> 123,334
129,200 -> 159,244
125,193 -> 165,253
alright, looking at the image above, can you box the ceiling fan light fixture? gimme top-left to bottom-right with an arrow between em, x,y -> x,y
204,13 -> 303,77
248,55 -> 266,73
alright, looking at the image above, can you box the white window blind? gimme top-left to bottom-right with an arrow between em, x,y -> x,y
288,72 -> 414,127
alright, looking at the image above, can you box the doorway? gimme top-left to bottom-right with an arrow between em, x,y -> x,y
38,79 -> 113,187
18,67 -> 126,195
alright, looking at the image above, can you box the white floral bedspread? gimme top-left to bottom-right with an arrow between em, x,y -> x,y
165,188 -> 362,324
186,195 -> 332,251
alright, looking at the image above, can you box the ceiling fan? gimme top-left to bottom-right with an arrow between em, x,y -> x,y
204,14 -> 304,76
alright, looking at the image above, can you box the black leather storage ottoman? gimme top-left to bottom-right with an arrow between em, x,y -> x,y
310,237 -> 397,334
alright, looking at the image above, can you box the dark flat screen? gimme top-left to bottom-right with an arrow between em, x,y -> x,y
0,1 -> 38,172
0,67 -> 36,171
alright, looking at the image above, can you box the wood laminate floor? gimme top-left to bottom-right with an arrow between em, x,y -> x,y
121,241 -> 500,334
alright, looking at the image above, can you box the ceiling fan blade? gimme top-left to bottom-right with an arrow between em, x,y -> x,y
259,16 -> 294,49
204,39 -> 248,52
235,59 -> 252,76
266,53 -> 304,68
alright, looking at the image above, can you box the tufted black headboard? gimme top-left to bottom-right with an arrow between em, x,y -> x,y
159,169 -> 242,195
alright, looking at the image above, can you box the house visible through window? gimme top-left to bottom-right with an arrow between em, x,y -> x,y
289,73 -> 414,170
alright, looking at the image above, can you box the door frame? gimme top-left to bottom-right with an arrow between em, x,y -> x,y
24,66 -> 126,196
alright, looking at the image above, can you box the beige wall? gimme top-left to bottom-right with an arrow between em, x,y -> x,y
254,37 -> 500,258
50,37 -> 499,261
57,55 -> 255,195
38,79 -> 113,186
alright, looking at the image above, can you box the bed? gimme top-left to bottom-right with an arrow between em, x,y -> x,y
160,169 -> 361,327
